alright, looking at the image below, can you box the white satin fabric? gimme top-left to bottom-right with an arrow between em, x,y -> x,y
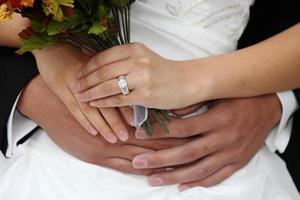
0,1 -> 299,199
0,131 -> 299,200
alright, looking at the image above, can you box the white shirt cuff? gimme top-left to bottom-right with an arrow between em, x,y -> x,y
6,92 -> 38,157
266,91 -> 299,153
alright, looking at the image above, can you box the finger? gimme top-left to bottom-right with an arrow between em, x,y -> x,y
147,152 -> 230,187
110,144 -> 154,160
76,59 -> 133,92
77,44 -> 132,78
78,79 -> 125,102
78,102 -> 118,143
89,93 -> 136,108
79,73 -> 137,103
172,103 -> 208,116
61,87 -> 98,136
119,106 -> 134,126
125,126 -> 192,150
132,135 -> 223,169
179,164 -> 238,191
104,158 -> 152,176
135,110 -> 215,139
126,137 -> 192,151
100,108 -> 129,142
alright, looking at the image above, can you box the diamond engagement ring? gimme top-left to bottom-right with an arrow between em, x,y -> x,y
118,75 -> 130,95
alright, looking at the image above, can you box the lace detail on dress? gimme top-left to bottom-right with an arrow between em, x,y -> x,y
165,0 -> 254,43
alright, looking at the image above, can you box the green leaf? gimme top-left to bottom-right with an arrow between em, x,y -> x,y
143,119 -> 153,136
150,109 -> 170,134
18,34 -> 58,54
53,7 -> 64,22
88,21 -> 107,35
31,20 -> 46,33
97,4 -> 109,17
112,0 -> 130,8
47,22 -> 67,35
58,0 -> 74,7
47,10 -> 85,35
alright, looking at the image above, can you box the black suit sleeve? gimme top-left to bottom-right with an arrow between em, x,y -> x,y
0,47 -> 38,155
294,89 -> 300,104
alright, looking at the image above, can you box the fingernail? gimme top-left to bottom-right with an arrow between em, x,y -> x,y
149,176 -> 163,186
179,185 -> 190,192
135,129 -> 147,139
118,131 -> 129,142
106,134 -> 118,143
88,127 -> 98,136
133,157 -> 148,168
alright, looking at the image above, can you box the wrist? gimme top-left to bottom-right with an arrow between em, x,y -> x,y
17,76 -> 42,119
17,76 -> 68,128
178,58 -> 220,104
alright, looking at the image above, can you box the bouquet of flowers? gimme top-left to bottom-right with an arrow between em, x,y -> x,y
0,0 -> 171,135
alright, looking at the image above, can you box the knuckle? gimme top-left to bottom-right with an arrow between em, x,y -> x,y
137,66 -> 151,84
153,140 -> 171,150
107,120 -> 121,131
112,96 -> 123,105
135,56 -> 151,67
115,163 -> 131,173
80,66 -> 88,77
162,173 -> 176,184
97,68 -> 109,81
195,167 -> 211,179
130,42 -> 145,53
230,147 -> 246,162
181,146 -> 198,162
103,82 -> 115,92
82,104 -> 95,114
178,124 -> 194,137
83,149 -> 102,165
149,156 -> 163,168
94,54 -> 104,66
217,111 -> 234,126
82,91 -> 92,101
80,79 -> 88,89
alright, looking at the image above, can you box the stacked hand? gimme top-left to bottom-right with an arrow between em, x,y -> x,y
76,43 -> 206,109
31,43 -> 282,192
33,44 -> 133,143
132,95 -> 282,190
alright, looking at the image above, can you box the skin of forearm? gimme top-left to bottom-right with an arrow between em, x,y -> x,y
185,23 -> 300,102
0,13 -> 30,47
17,75 -> 101,159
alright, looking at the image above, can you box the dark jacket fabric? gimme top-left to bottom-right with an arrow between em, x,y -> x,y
0,47 -> 38,154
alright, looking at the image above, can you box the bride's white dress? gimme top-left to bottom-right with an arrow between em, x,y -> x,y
0,0 -> 299,199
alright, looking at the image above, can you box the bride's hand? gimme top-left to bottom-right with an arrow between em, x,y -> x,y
33,45 -> 132,143
76,43 -> 201,109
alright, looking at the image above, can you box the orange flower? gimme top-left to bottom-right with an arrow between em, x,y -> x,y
0,0 -> 34,22
0,3 -> 13,22
20,0 -> 34,7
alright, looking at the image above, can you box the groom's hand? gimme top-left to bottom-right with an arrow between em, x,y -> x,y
17,76 -> 189,175
132,95 -> 282,190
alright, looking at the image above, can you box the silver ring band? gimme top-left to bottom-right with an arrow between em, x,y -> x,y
118,76 -> 130,96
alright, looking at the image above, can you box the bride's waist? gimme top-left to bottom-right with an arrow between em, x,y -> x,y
130,17 -> 236,60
